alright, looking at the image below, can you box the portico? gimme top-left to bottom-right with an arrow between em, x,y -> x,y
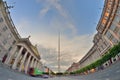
5,38 -> 42,74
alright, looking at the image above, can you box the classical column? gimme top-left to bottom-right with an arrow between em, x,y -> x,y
25,55 -> 32,74
12,47 -> 24,69
36,62 -> 39,69
19,51 -> 28,72
39,62 -> 42,70
5,46 -> 17,65
35,61 -> 38,68
34,60 -> 37,68
30,57 -> 34,67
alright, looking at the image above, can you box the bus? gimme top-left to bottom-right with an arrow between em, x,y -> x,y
28,68 -> 43,77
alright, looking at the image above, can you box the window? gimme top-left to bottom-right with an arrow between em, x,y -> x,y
8,46 -> 12,51
105,31 -> 111,39
102,43 -> 106,49
0,17 -> 3,22
109,34 -> 113,40
117,7 -> 120,14
0,33 -> 1,36
12,40 -> 16,45
111,37 -> 118,44
114,16 -> 120,23
118,21 -> 120,25
105,31 -> 117,43
105,12 -> 109,17
2,40 -> 7,45
118,30 -> 120,36
114,27 -> 119,34
8,34 -> 12,38
110,24 -> 115,31
2,26 -> 8,32
101,44 -> 105,50
103,39 -> 108,46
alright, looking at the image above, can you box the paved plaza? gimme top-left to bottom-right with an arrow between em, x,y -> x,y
0,61 -> 120,80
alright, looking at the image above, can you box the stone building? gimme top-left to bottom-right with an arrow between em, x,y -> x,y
66,62 -> 79,73
79,0 -> 120,69
0,0 -> 44,73
67,0 -> 120,72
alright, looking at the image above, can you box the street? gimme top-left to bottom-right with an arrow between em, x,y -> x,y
0,61 -> 120,80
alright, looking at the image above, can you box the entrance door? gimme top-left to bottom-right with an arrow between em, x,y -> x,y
2,54 -> 7,63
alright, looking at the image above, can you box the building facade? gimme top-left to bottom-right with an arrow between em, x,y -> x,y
0,0 -> 20,63
0,0 -> 44,73
80,0 -> 120,70
67,0 -> 120,72
66,62 -> 79,73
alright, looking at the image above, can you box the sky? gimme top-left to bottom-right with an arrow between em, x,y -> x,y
6,0 -> 104,72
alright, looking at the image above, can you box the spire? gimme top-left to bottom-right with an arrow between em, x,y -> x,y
58,31 -> 60,73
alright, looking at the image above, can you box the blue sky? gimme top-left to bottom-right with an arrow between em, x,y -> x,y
6,0 -> 104,72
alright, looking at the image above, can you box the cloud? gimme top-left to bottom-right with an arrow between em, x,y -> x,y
30,32 -> 93,72
15,18 -> 32,37
37,0 -> 77,35
15,1 -> 94,72
67,23 -> 77,35
14,14 -> 94,72
40,7 -> 50,17
49,0 -> 68,18
38,0 -> 67,18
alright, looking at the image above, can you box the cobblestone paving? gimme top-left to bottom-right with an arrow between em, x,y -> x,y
0,61 -> 120,80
